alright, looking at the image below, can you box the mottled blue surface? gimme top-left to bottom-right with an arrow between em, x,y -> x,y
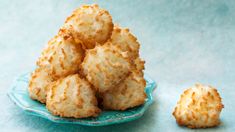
0,0 -> 235,131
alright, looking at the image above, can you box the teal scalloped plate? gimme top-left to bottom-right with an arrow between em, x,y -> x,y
7,72 -> 156,126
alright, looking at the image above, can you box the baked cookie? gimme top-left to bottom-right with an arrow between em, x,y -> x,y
81,44 -> 132,93
37,34 -> 84,79
62,4 -> 113,49
172,84 -> 224,128
46,74 -> 100,118
28,67 -> 54,103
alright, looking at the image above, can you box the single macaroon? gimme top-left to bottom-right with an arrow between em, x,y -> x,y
28,67 -> 54,103
101,58 -> 146,110
46,74 -> 100,118
81,44 -> 132,93
62,4 -> 113,49
102,71 -> 146,110
108,25 -> 140,59
172,84 -> 224,128
37,34 -> 84,79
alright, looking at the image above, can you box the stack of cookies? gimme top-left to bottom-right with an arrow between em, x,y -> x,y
28,4 -> 146,118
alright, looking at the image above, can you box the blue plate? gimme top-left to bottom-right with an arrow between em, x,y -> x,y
7,72 -> 156,126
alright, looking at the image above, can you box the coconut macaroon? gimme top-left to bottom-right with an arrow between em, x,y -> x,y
108,25 -> 140,59
28,67 -> 54,103
46,74 -> 100,118
81,44 -> 132,93
62,4 -> 113,49
102,58 -> 146,110
37,34 -> 84,79
102,71 -> 146,111
172,84 -> 224,128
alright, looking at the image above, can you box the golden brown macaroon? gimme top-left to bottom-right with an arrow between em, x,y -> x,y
102,71 -> 146,110
102,58 -> 146,110
172,84 -> 224,128
62,4 -> 113,49
81,44 -> 132,93
108,25 -> 140,59
46,74 -> 100,118
28,67 -> 54,103
37,34 -> 84,79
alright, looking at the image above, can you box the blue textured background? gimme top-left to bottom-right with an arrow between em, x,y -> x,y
0,0 -> 234,131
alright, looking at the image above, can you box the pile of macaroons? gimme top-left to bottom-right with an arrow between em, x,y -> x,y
28,4 -> 147,118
